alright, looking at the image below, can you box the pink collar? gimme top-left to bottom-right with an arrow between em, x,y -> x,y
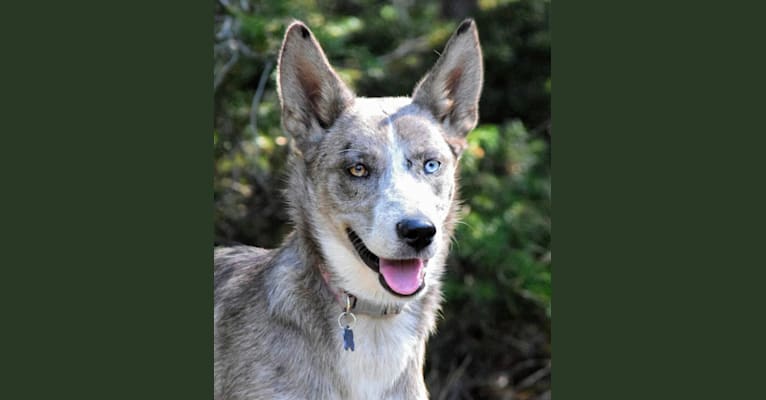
317,263 -> 403,316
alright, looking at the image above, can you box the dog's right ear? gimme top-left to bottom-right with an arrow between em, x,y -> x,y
277,22 -> 355,154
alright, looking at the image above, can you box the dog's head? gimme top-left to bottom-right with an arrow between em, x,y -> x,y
277,20 -> 483,305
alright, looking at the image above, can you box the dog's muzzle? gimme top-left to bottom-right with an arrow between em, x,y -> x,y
346,228 -> 426,297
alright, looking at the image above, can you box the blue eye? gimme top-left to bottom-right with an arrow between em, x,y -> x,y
424,159 -> 441,174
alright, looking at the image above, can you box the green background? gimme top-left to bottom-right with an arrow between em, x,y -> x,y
4,1 -> 766,399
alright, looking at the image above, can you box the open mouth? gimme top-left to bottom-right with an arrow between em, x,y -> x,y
347,228 -> 425,297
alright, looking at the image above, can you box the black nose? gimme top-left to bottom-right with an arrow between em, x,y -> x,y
396,218 -> 436,251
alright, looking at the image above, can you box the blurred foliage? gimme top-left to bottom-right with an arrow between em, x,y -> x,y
214,0 -> 550,398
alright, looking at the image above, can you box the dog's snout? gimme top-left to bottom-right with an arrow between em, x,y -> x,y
396,218 -> 436,251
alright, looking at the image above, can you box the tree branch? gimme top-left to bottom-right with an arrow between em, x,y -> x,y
250,59 -> 274,137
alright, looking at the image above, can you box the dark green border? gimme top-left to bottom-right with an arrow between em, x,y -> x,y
555,1 -> 766,399
4,1 -> 212,398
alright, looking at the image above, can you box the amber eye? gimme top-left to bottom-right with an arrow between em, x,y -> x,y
348,163 -> 369,177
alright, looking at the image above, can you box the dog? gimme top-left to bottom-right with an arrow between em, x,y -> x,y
215,19 -> 483,399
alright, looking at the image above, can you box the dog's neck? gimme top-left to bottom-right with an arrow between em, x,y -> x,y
316,261 -> 405,317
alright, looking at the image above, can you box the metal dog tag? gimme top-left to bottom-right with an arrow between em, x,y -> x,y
342,325 -> 355,351
338,294 -> 357,351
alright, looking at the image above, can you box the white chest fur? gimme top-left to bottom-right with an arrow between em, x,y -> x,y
336,311 -> 421,400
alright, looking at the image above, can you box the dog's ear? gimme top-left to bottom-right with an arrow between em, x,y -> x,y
277,21 -> 354,153
412,19 -> 483,155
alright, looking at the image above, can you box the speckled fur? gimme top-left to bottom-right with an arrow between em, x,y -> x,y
215,19 -> 483,400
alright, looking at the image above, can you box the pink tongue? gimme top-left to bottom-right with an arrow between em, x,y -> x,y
379,258 -> 424,295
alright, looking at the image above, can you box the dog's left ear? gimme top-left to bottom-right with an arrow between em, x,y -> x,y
412,19 -> 483,155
